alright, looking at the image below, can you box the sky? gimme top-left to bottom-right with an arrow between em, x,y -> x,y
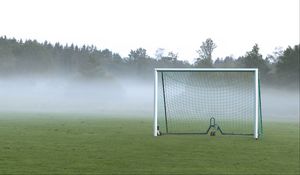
0,0 -> 299,62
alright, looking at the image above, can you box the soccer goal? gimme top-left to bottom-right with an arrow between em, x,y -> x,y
154,68 -> 262,139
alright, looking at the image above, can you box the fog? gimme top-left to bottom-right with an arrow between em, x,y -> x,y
0,77 -> 153,117
261,87 -> 299,121
0,77 -> 299,121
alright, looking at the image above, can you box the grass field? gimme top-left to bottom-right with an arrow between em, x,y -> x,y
0,113 -> 299,174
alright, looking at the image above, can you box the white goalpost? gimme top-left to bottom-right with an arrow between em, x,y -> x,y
154,68 -> 262,139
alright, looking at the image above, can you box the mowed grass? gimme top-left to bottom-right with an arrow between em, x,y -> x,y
0,113 -> 299,174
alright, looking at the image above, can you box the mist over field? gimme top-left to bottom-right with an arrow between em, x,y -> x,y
0,77 -> 153,117
0,37 -> 299,121
261,87 -> 299,121
0,76 -> 298,121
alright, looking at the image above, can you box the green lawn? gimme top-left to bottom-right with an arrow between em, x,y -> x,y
0,113 -> 299,174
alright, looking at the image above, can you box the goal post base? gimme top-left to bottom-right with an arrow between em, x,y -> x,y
159,117 -> 255,137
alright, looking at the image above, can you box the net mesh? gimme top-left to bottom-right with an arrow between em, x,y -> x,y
157,71 -> 259,135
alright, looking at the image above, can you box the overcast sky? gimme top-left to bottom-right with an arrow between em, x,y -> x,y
1,0 -> 299,61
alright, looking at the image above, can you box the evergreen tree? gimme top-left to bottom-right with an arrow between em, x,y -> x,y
276,44 -> 299,88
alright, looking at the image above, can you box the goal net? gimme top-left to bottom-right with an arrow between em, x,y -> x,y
154,68 -> 262,139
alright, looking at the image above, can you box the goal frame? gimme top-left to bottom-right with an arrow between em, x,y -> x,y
153,68 -> 261,139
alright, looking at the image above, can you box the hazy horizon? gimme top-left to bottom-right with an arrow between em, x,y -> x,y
0,76 -> 298,122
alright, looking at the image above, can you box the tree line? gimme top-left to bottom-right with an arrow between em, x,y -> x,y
0,36 -> 299,88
